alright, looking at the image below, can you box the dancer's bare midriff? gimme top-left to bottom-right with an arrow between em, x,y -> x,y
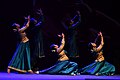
20,32 -> 29,43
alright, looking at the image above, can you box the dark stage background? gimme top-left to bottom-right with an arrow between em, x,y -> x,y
0,0 -> 120,74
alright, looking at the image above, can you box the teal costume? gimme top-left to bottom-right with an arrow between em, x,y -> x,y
64,15 -> 81,57
78,60 -> 115,75
8,41 -> 32,73
37,50 -> 78,75
30,15 -> 45,68
31,15 -> 45,58
78,50 -> 115,75
39,60 -> 78,75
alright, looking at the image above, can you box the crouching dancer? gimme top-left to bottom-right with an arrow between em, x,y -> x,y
35,33 -> 78,75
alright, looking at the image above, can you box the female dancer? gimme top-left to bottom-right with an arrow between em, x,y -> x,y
78,32 -> 115,75
7,15 -> 33,73
30,8 -> 45,58
30,8 -> 45,70
61,11 -> 81,58
35,33 -> 78,75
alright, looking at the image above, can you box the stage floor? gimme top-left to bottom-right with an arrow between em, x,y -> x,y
0,72 -> 120,80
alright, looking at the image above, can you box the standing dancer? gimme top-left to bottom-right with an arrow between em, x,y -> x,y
78,32 -> 115,75
30,8 -> 45,70
30,8 -> 45,58
7,15 -> 33,73
61,11 -> 81,58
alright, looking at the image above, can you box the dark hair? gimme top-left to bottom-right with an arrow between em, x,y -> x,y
11,23 -> 17,31
50,44 -> 56,50
88,42 -> 93,49
12,23 -> 16,27
50,44 -> 56,52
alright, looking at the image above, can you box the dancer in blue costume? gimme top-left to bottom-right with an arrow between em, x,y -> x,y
78,32 -> 115,75
30,8 -> 45,58
61,11 -> 81,58
7,15 -> 33,73
35,33 -> 78,75
30,8 -> 45,69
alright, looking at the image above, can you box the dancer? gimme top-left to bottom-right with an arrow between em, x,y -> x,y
35,33 -> 78,75
61,11 -> 81,58
78,32 -> 115,75
30,8 -> 45,69
7,15 -> 33,73
30,8 -> 45,58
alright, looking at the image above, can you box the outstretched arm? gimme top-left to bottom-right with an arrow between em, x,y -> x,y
71,11 -> 81,28
57,33 -> 65,53
36,8 -> 43,16
35,8 -> 45,26
19,15 -> 30,32
72,11 -> 81,21
96,32 -> 104,51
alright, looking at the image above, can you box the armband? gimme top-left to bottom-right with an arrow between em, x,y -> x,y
51,50 -> 56,52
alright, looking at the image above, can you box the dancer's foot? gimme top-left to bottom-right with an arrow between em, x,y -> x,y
70,72 -> 76,76
34,71 -> 39,74
7,68 -> 10,73
28,70 -> 34,74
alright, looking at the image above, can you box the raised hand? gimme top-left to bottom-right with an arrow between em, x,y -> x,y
36,8 -> 43,15
58,34 -> 62,37
98,32 -> 102,36
24,15 -> 30,21
61,33 -> 65,38
27,15 -> 30,21
77,11 -> 80,16
58,33 -> 65,38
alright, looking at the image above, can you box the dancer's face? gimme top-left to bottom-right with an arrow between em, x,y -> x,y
54,45 -> 58,49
